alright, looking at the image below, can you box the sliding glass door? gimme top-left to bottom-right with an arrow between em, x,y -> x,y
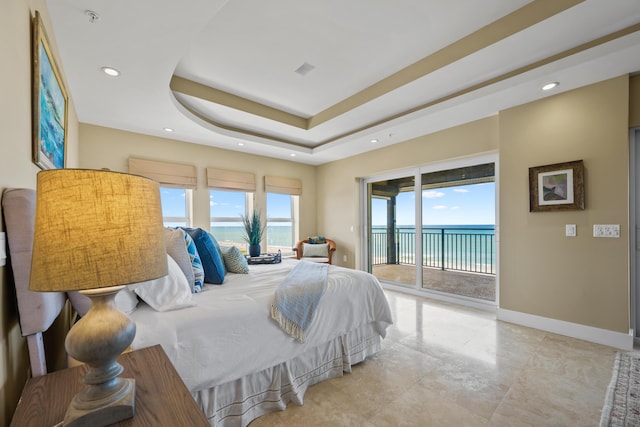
364,156 -> 497,303
420,163 -> 496,301
368,175 -> 416,287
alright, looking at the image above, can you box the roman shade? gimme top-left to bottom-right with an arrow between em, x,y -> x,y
129,157 -> 197,189
207,167 -> 256,192
264,176 -> 302,195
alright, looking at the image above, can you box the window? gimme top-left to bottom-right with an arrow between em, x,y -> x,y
266,193 -> 298,255
128,158 -> 196,228
210,189 -> 250,249
206,167 -> 257,251
160,187 -> 192,227
364,156 -> 497,303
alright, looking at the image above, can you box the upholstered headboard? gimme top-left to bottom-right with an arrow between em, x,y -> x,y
2,188 -> 89,376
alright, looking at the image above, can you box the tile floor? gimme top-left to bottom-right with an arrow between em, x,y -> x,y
250,289 -> 619,426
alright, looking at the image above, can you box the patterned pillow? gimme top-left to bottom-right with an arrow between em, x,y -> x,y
221,246 -> 249,274
184,232 -> 204,293
182,228 -> 226,285
308,235 -> 326,244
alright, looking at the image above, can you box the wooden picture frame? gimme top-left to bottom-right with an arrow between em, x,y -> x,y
32,11 -> 68,170
529,160 -> 584,212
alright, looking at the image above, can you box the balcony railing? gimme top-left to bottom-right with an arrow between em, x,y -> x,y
371,227 -> 495,275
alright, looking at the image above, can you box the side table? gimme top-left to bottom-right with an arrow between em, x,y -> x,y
11,344 -> 209,426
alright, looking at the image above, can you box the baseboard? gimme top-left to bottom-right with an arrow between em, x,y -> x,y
381,281 -> 497,313
497,308 -> 634,351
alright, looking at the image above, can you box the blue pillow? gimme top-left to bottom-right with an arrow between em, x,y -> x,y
308,235 -> 326,244
206,231 -> 226,274
182,228 -> 225,284
183,232 -> 204,293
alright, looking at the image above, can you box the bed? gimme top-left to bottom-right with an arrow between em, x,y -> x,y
2,187 -> 393,427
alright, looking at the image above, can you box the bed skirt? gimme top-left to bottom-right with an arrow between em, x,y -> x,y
193,322 -> 383,427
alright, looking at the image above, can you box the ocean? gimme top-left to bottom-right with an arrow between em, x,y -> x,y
209,224 -> 496,274
372,225 -> 496,274
210,224 -> 293,249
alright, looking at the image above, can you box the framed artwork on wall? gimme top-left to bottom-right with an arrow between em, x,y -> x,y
529,160 -> 585,212
32,11 -> 68,170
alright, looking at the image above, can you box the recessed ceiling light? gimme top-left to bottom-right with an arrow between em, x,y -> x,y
237,142 -> 245,147
542,82 -> 559,91
370,139 -> 379,143
101,67 -> 120,77
163,127 -> 174,133
290,153 -> 296,157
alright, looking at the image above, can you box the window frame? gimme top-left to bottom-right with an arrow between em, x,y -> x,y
266,193 -> 299,255
209,189 -> 253,249
159,186 -> 193,228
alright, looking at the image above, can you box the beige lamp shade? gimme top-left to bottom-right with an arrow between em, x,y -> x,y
30,169 -> 167,292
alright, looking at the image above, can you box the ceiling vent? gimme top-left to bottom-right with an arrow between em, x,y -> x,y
294,62 -> 315,76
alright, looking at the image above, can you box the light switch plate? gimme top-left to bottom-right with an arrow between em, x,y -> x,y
593,224 -> 620,238
565,224 -> 576,237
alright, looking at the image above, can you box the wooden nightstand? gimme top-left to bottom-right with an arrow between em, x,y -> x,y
11,345 -> 209,426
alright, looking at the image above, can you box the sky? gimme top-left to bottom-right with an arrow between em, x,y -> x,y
161,182 -> 495,227
371,182 -> 495,226
209,190 -> 246,218
160,188 -> 292,221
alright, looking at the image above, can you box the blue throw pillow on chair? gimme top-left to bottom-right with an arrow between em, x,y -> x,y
181,228 -> 226,285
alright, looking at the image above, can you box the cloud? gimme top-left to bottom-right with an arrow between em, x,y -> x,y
451,206 -> 460,210
453,189 -> 469,193
423,191 -> 445,198
433,205 -> 448,210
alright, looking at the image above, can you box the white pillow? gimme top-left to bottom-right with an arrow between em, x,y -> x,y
131,254 -> 194,312
303,242 -> 329,257
163,227 -> 196,292
68,288 -> 138,316
115,287 -> 139,314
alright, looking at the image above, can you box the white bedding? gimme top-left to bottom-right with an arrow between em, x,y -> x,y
130,259 -> 393,393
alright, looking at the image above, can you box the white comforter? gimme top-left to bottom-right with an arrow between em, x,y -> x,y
130,259 -> 393,392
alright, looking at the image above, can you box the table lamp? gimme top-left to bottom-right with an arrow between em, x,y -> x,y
29,169 -> 167,426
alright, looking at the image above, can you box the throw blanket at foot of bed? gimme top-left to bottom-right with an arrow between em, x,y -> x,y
270,261 -> 328,342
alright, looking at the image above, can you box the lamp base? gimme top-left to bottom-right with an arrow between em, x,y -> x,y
64,378 -> 135,427
63,286 -> 137,427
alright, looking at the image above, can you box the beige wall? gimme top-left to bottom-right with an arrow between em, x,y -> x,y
499,76 -> 630,333
318,76 -> 631,335
316,117 -> 499,268
0,1 -> 635,421
79,125 -> 318,241
0,0 -> 79,423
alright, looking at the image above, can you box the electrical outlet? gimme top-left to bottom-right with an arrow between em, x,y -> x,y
593,224 -> 620,238
343,255 -> 347,263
